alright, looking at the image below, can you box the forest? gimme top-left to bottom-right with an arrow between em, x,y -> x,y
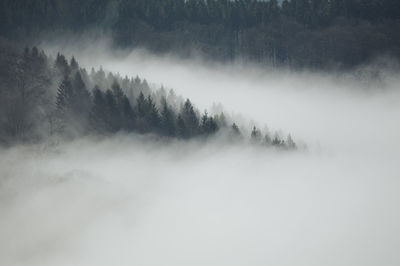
0,0 -> 399,69
0,39 -> 296,149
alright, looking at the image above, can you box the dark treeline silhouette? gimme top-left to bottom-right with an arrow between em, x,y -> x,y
49,53 -> 225,140
1,0 -> 399,69
0,41 -> 296,149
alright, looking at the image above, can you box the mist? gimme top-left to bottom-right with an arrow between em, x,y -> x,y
1,43 -> 400,266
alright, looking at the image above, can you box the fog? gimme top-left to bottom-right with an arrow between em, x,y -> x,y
1,42 -> 400,266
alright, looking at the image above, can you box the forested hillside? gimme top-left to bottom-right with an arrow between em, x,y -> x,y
0,40 -> 296,148
1,0 -> 399,69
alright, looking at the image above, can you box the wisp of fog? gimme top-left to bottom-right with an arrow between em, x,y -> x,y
1,43 -> 400,266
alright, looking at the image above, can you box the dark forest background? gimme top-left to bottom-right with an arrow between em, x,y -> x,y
1,0 -> 399,69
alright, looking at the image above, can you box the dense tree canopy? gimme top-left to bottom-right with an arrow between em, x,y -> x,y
0,0 -> 399,68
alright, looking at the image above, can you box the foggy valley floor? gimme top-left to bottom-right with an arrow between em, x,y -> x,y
1,51 -> 400,266
0,133 -> 399,266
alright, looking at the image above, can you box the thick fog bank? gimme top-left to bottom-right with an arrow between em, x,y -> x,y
0,133 -> 399,266
2,43 -> 400,266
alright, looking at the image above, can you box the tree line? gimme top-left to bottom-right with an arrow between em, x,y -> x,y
0,42 -> 297,149
0,0 -> 399,68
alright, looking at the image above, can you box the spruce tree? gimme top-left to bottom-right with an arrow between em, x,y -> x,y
72,72 -> 91,117
90,86 -> 107,132
55,53 -> 70,77
120,96 -> 135,131
104,89 -> 120,132
251,126 -> 262,143
176,114 -> 188,139
286,134 -> 297,150
56,76 -> 73,118
181,99 -> 199,137
160,102 -> 176,137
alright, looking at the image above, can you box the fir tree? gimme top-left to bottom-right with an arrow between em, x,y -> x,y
56,76 -> 73,118
286,134 -> 297,150
160,101 -> 176,137
181,99 -> 199,137
90,86 -> 107,132
176,114 -> 188,139
72,72 -> 91,117
272,133 -> 285,147
55,53 -> 70,77
251,126 -> 262,143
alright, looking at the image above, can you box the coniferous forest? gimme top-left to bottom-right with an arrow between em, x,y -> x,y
0,40 -> 296,149
1,0 -> 399,69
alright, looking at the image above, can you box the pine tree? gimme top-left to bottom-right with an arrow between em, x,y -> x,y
251,126 -> 262,143
232,123 -> 241,135
200,111 -> 218,136
90,86 -> 107,132
272,133 -> 285,147
176,114 -> 188,139
104,89 -> 120,132
229,122 -> 242,141
70,57 -> 79,73
72,72 -> 91,116
56,76 -> 73,118
112,80 -> 125,106
286,134 -> 297,150
120,96 -> 135,131
136,92 -> 147,118
181,99 -> 199,137
264,132 -> 272,145
146,95 -> 160,132
160,101 -> 176,137
200,111 -> 209,134
55,53 -> 70,77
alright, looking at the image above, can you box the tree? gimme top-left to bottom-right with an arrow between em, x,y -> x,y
111,80 -> 125,107
56,72 -> 91,134
160,100 -> 176,137
104,89 -> 120,132
200,111 -> 218,136
0,47 -> 51,141
72,72 -> 91,117
228,122 -> 242,141
272,133 -> 285,147
176,114 -> 188,139
231,123 -> 240,135
120,96 -> 135,131
136,92 -> 147,118
180,99 -> 199,137
90,86 -> 107,133
70,56 -> 79,73
250,126 -> 262,143
56,75 -> 74,118
264,132 -> 272,145
146,95 -> 161,132
286,134 -> 297,149
54,53 -> 70,77
135,92 -> 149,133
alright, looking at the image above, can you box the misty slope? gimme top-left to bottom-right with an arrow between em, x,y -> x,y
0,42 -> 297,149
0,63 -> 399,265
1,33 -> 400,266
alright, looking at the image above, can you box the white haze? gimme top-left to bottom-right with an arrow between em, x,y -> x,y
1,40 -> 400,266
